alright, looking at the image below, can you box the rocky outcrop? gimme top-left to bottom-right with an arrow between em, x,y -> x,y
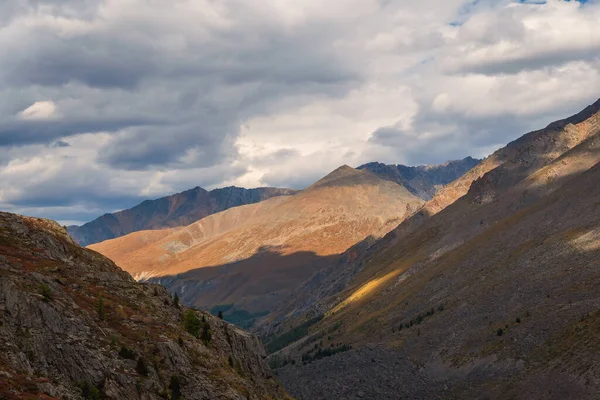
68,186 -> 297,246
0,212 -> 288,399
358,157 -> 480,200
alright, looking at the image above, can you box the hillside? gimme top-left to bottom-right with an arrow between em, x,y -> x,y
358,156 -> 480,200
263,99 -> 600,399
0,212 -> 288,399
90,166 -> 424,327
68,186 -> 296,246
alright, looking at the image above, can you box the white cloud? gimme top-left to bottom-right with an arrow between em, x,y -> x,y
18,100 -> 58,120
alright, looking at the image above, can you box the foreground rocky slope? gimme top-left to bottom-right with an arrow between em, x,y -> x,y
358,156 -> 480,200
265,99 -> 600,399
0,212 -> 287,399
68,186 -> 296,246
91,166 -> 424,327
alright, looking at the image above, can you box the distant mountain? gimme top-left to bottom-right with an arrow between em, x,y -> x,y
90,166 -> 424,327
357,156 -> 480,200
0,212 -> 287,399
262,98 -> 600,399
68,186 -> 297,246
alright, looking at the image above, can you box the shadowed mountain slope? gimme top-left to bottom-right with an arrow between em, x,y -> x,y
90,166 -> 424,324
262,98 -> 600,399
358,156 -> 480,200
0,212 -> 288,399
68,186 -> 296,246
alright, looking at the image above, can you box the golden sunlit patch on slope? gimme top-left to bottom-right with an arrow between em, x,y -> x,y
569,228 -> 600,252
329,269 -> 399,315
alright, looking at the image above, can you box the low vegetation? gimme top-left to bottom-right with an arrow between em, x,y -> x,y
264,315 -> 323,354
39,284 -> 52,302
184,310 -> 212,345
398,304 -> 444,331
301,344 -> 352,364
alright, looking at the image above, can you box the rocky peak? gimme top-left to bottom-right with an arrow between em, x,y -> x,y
305,165 -> 382,190
357,157 -> 481,200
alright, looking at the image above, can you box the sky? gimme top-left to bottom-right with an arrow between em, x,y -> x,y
0,0 -> 599,225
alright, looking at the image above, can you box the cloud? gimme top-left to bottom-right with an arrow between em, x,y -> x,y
442,0 -> 600,75
51,140 -> 70,148
18,100 -> 58,120
0,0 -> 598,224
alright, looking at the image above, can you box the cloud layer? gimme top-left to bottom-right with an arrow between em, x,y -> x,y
0,0 -> 598,223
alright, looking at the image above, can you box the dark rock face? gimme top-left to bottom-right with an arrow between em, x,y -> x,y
358,157 -> 480,200
0,212 -> 288,399
68,186 -> 296,246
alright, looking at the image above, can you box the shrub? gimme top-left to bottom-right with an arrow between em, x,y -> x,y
118,346 -> 136,360
136,357 -> 149,376
496,328 -> 503,336
516,317 -> 521,323
301,344 -> 352,364
184,310 -> 201,338
218,310 -> 223,320
39,284 -> 52,302
81,382 -> 101,400
201,321 -> 212,345
228,355 -> 234,368
173,293 -> 179,308
169,376 -> 182,400
97,295 -> 105,321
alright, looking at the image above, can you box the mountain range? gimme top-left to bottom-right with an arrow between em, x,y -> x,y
68,158 -> 479,248
89,166 -> 425,327
67,186 -> 297,246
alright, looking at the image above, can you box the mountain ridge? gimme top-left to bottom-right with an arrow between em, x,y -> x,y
0,211 -> 288,399
357,156 -> 480,200
259,98 -> 600,399
68,185 -> 297,246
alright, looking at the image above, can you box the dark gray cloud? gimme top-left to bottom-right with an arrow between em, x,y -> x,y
0,116 -> 162,147
52,140 -> 70,148
457,46 -> 600,76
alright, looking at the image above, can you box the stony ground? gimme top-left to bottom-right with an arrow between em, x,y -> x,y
276,346 -> 442,400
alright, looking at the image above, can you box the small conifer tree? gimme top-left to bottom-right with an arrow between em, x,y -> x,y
184,310 -> 201,338
97,295 -> 105,321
